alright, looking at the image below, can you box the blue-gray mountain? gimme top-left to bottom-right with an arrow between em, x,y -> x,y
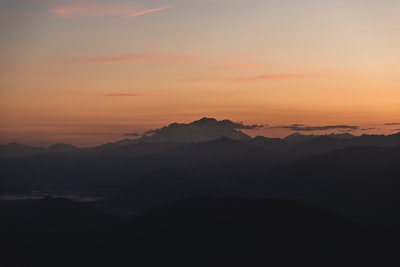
1,118 -> 399,266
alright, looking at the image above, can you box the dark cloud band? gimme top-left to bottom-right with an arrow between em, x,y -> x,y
270,124 -> 359,132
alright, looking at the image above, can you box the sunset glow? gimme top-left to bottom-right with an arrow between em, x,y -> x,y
1,0 -> 399,146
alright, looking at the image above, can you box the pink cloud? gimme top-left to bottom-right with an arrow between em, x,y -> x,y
51,2 -> 169,18
102,93 -> 149,97
234,71 -> 336,81
52,3 -> 129,18
56,53 -> 201,65
211,60 -> 267,70
127,6 -> 170,18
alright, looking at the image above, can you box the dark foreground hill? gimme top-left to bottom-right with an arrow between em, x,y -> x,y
101,145 -> 400,230
1,197 -> 398,267
252,146 -> 400,228
1,137 -> 399,228
1,119 -> 400,266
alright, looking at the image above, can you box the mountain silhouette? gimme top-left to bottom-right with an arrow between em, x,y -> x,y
253,146 -> 400,228
0,143 -> 45,158
140,117 -> 255,143
48,143 -> 78,152
1,197 -> 398,267
1,118 -> 400,266
1,119 -> 399,159
284,132 -> 317,143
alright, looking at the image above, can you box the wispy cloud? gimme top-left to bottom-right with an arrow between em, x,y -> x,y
56,53 -> 200,65
211,60 -> 266,70
218,119 -> 263,130
127,6 -> 170,18
233,71 -> 335,81
269,124 -> 359,132
52,3 -> 130,18
51,2 -> 169,18
102,93 -> 148,97
384,122 -> 400,126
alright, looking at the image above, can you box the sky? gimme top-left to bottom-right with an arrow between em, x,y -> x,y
1,0 -> 399,146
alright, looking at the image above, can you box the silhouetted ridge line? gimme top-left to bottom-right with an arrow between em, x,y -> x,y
141,117 -> 258,143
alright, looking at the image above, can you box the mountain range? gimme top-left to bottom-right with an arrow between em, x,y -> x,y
1,117 -> 399,159
1,117 -> 399,266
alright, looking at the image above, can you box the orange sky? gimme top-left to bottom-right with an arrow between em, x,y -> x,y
1,0 -> 399,146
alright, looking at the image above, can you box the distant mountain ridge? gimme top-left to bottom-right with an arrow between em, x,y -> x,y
1,118 -> 399,159
140,117 -> 254,143
0,143 -> 78,158
1,118 -> 399,267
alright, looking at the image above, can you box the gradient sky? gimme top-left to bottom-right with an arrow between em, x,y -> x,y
1,0 -> 399,146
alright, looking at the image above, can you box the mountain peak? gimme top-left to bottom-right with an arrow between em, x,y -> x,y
48,143 -> 77,151
143,118 -> 260,143
284,132 -> 316,143
191,117 -> 218,126
328,133 -> 355,140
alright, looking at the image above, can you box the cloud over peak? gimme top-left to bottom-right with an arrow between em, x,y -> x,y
270,124 -> 359,132
144,117 -> 263,143
190,117 -> 263,130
